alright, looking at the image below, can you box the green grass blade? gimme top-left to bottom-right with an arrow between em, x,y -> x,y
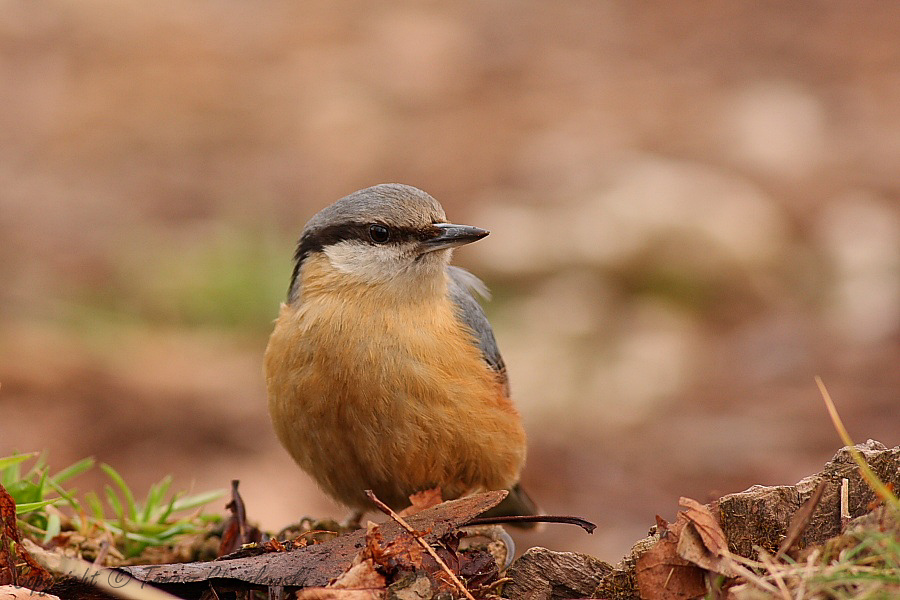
104,484 -> 125,522
48,479 -> 85,528
168,489 -> 225,515
7,479 -> 40,504
122,531 -> 165,545
3,455 -> 25,487
141,482 -> 158,523
50,457 -> 95,485
153,523 -> 195,540
156,491 -> 181,524
85,491 -> 105,520
100,463 -> 139,521
15,498 -> 59,514
104,483 -> 134,554
47,479 -> 81,510
36,468 -> 49,502
143,475 -> 173,523
43,512 -> 62,544
0,453 -> 37,472
23,453 -> 46,482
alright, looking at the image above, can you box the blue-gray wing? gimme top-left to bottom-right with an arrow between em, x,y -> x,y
446,266 -> 508,386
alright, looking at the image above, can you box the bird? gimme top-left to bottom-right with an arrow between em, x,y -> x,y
264,183 -> 535,522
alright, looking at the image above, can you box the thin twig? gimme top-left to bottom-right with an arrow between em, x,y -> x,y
466,514 -> 596,533
365,490 -> 476,600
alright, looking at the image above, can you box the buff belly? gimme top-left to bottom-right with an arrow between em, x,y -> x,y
265,296 -> 526,511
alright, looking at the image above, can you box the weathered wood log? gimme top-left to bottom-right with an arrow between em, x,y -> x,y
501,441 -> 899,600
503,547 -> 613,600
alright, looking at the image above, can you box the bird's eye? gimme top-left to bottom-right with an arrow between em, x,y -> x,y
368,224 -> 390,244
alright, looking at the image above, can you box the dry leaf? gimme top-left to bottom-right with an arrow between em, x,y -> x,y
676,517 -> 741,578
0,484 -> 54,592
675,497 -> 740,577
365,522 -> 425,572
390,574 -> 432,600
678,497 -> 729,556
655,515 -> 670,537
122,491 -> 507,589
296,557 -> 386,600
635,514 -> 706,600
398,488 -> 444,517
219,480 -> 261,556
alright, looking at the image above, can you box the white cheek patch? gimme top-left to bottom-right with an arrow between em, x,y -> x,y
324,241 -> 406,283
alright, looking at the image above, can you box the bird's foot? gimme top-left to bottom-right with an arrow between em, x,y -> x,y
458,524 -> 516,570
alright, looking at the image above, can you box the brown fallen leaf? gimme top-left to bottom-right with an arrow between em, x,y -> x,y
120,490 -> 507,589
295,557 -> 386,600
676,497 -> 741,578
301,499 -> 501,600
679,497 -> 728,556
218,480 -> 262,557
454,543 -> 500,594
366,490 -> 475,600
365,521 -> 425,574
675,518 -> 741,579
0,484 -> 54,593
398,487 -> 443,518
655,515 -> 670,538
635,513 -> 706,600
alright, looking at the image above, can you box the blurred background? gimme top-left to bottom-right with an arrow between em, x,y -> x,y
1,2 -> 898,562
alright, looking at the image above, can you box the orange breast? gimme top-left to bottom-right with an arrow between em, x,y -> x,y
265,260 -> 525,510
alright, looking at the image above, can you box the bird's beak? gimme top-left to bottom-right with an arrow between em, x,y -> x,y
420,222 -> 489,253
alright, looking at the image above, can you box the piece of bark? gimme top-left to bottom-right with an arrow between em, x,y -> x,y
591,536 -> 657,600
588,441 -> 899,600
502,547 -> 612,600
499,442 -> 900,600
717,440 -> 899,558
120,491 -> 506,589
774,478 -> 827,559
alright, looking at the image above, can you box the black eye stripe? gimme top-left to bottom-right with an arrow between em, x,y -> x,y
289,222 -> 439,296
300,222 -> 429,251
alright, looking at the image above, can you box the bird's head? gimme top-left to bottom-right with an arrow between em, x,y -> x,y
288,184 -> 488,301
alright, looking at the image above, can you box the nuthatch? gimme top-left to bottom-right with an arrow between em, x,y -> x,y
265,183 -> 535,521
